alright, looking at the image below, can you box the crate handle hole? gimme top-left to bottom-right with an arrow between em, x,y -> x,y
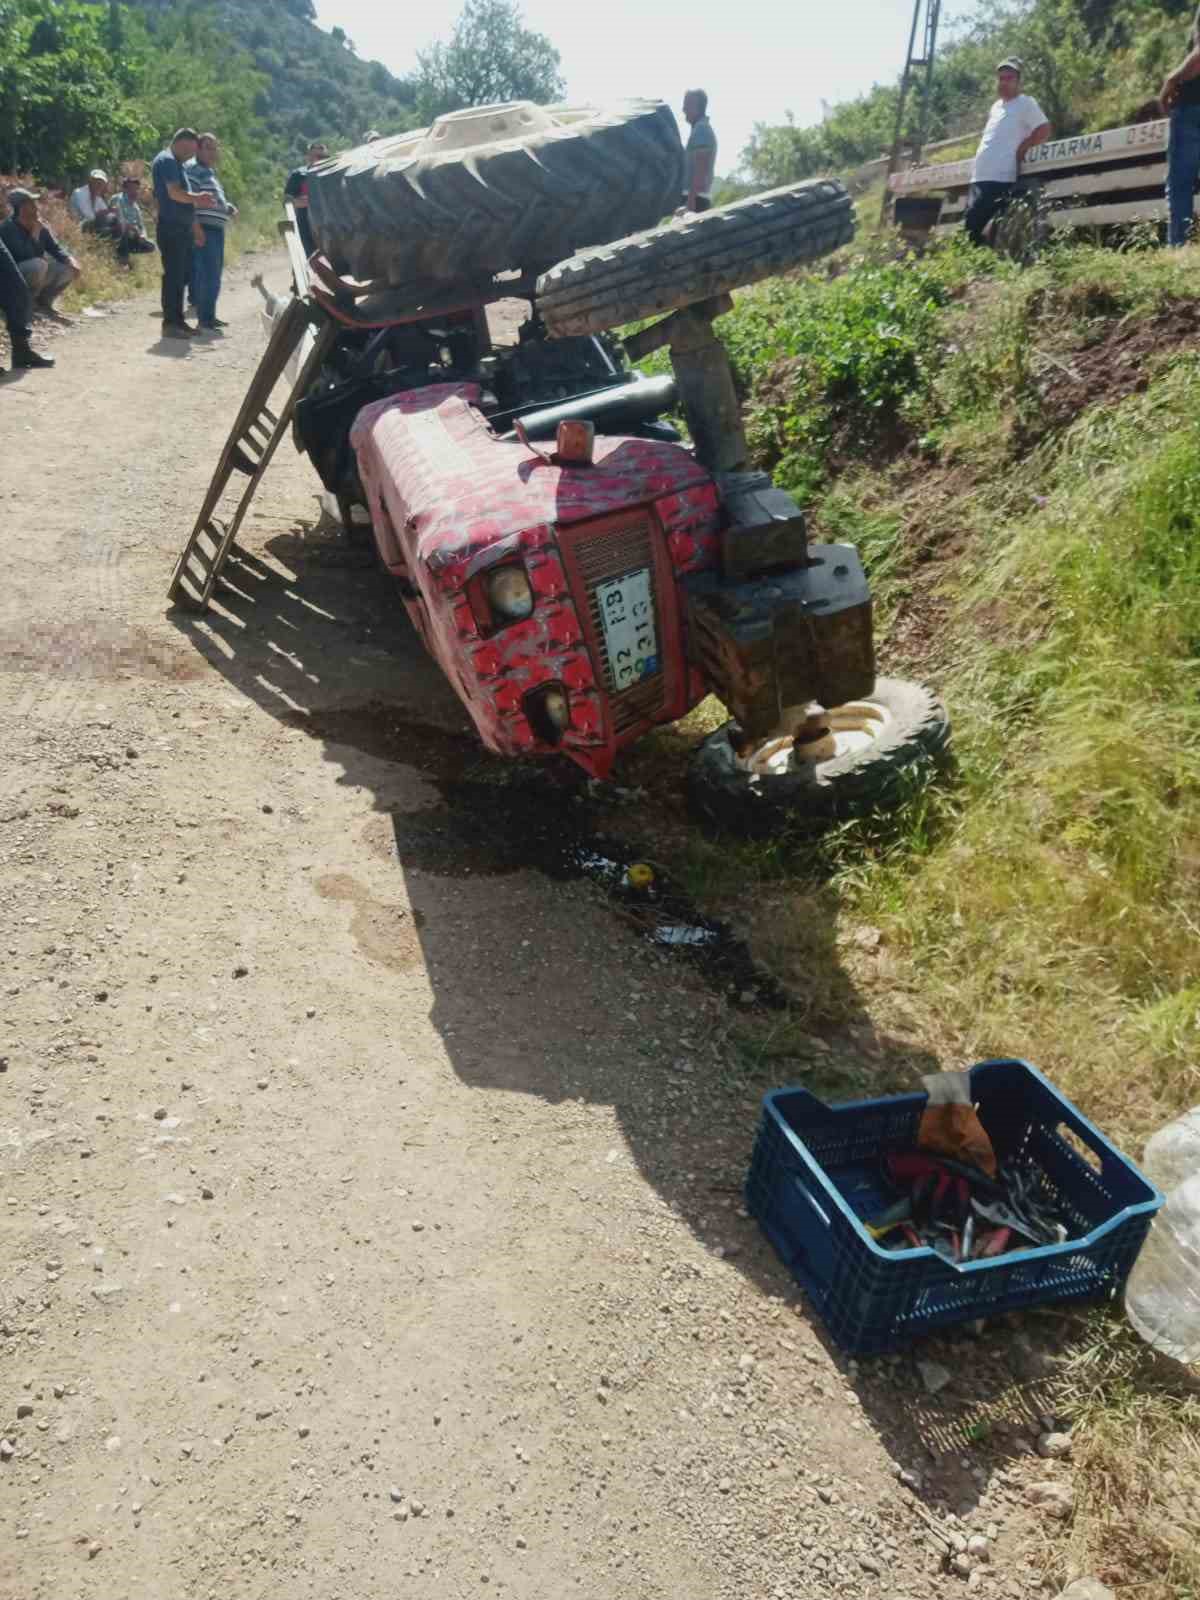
1055,1122 -> 1102,1172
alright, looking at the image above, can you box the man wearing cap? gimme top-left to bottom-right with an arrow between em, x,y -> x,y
152,127 -> 217,339
964,59 -> 1051,246
109,175 -> 156,267
284,138 -> 329,257
0,188 -> 81,314
69,170 -> 118,235
0,233 -> 55,372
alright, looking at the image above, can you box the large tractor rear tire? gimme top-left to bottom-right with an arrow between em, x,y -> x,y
535,180 -> 855,338
308,100 -> 684,286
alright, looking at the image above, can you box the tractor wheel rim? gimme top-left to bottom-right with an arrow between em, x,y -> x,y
739,699 -> 894,777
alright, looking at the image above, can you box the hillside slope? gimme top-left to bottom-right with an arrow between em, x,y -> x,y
619,235 -> 1200,1600
126,0 -> 421,156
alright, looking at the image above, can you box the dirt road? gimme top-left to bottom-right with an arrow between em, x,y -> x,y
1,259 -> 1057,1600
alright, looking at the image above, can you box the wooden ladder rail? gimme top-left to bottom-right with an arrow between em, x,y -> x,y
167,296 -> 335,612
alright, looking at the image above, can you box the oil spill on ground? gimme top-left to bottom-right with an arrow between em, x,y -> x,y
301,700 -> 784,1007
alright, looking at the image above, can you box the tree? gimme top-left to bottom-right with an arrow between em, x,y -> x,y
414,0 -> 564,120
0,0 -> 153,178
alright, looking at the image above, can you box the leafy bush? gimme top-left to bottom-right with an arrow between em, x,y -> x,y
718,244 -> 984,496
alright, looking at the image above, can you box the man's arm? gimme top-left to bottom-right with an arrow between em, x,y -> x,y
41,228 -> 71,266
1017,121 -> 1051,164
284,170 -> 309,209
1162,46 -> 1200,108
166,178 -> 216,210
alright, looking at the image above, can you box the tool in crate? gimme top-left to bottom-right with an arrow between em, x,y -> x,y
744,1059 -> 1164,1355
869,1150 -> 1071,1262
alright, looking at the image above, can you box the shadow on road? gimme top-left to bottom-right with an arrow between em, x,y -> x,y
167,516 -> 1069,1517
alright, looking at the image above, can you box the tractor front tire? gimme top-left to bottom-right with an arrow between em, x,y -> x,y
536,180 -> 855,338
687,677 -> 950,837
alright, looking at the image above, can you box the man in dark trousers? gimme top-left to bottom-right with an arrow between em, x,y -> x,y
284,139 -> 329,257
963,59 -> 1051,246
0,233 -> 54,373
151,127 -> 217,339
1160,8 -> 1200,244
1,188 -> 81,313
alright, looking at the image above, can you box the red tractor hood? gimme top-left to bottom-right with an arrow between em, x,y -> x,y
350,383 -> 711,577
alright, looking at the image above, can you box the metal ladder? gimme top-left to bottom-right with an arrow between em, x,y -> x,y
167,292 -> 335,611
879,0 -> 943,225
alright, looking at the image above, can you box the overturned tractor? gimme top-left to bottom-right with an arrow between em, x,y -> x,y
168,100 -> 947,831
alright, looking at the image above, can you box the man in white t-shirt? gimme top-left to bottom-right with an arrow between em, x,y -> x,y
964,59 -> 1051,245
69,170 -> 118,235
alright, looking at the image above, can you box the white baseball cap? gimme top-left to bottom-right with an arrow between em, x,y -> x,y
89,168 -> 109,181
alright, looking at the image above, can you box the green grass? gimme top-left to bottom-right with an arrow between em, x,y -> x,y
629,236 -> 1200,1598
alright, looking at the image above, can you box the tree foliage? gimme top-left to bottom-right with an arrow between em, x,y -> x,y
127,1 -> 421,159
414,0 -> 565,121
0,0 -> 154,177
0,0 -> 427,198
740,0 -> 1196,189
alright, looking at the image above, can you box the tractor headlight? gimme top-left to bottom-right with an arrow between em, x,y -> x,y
541,687 -> 570,732
525,684 -> 571,745
485,564 -> 534,623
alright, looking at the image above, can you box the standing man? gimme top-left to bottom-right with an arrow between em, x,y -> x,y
681,90 -> 718,213
186,133 -> 238,331
109,175 -> 156,267
284,138 -> 329,257
1160,9 -> 1200,245
152,127 -> 216,340
963,59 -> 1051,246
69,170 -> 117,235
0,233 -> 54,372
0,188 -> 81,314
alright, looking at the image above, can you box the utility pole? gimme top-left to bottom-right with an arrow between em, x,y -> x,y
879,0 -> 942,226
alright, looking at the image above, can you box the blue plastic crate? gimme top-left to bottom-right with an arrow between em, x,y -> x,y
745,1058 -> 1163,1356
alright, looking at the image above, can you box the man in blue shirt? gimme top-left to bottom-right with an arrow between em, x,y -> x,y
186,133 -> 238,332
151,127 -> 217,339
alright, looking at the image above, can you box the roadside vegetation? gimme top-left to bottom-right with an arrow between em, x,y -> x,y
624,236 -> 1200,1597
735,0 -> 1193,192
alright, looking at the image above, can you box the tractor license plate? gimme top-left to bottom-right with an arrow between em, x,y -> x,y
595,568 -> 658,692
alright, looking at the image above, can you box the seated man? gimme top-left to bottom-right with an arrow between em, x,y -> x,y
0,233 -> 55,371
0,189 -> 81,313
70,169 -> 118,235
109,175 -> 157,267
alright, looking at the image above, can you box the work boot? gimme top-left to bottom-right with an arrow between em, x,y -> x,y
11,340 -> 55,369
